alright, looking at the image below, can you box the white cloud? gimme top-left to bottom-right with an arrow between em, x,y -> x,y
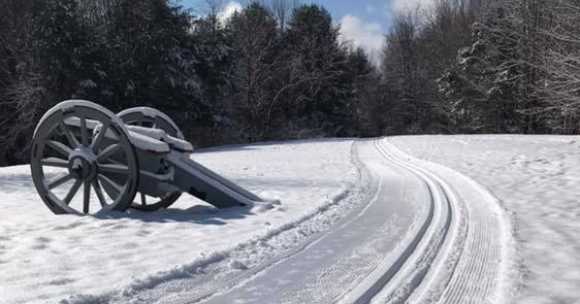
339,15 -> 385,67
392,0 -> 435,14
217,1 -> 243,23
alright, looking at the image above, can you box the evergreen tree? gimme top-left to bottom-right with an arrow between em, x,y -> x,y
439,3 -> 525,132
189,13 -> 236,144
0,0 -> 37,165
346,47 -> 379,136
381,13 -> 423,133
228,3 -> 280,141
32,0 -> 90,105
101,1 -> 201,112
283,5 -> 356,137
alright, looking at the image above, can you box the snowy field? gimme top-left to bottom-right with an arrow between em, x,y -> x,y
0,140 -> 359,304
0,135 -> 578,304
392,135 -> 580,304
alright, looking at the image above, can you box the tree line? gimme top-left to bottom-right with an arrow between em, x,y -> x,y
1,0 -> 579,166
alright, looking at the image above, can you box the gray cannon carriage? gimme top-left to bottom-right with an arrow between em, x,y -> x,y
30,100 -> 263,215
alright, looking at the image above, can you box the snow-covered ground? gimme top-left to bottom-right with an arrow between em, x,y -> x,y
391,135 -> 580,304
0,139 -> 359,304
1,135 -> 577,304
96,138 -> 512,304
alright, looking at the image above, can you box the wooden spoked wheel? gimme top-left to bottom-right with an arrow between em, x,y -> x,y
117,107 -> 183,211
30,100 -> 139,215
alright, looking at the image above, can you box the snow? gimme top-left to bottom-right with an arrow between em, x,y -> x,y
359,139 -> 513,304
126,126 -> 193,152
117,106 -> 184,138
1,135 -> 577,304
0,139 -> 358,304
390,135 -> 580,304
99,138 -> 512,303
127,129 -> 171,153
35,100 -> 127,137
195,140 -> 430,304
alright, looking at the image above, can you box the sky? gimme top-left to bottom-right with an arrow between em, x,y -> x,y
176,0 -> 434,66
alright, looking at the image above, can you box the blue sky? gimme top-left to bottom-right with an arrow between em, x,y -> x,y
178,0 -> 395,32
174,0 -> 432,65
305,0 -> 394,33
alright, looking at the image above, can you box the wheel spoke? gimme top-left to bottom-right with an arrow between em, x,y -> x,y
92,180 -> 107,207
80,115 -> 88,146
141,193 -> 147,206
90,121 -> 110,151
97,144 -> 121,162
98,174 -> 123,200
83,181 -> 91,214
153,116 -> 167,131
47,173 -> 73,190
99,163 -> 129,175
60,122 -> 79,148
41,157 -> 68,168
63,179 -> 82,205
47,140 -> 72,158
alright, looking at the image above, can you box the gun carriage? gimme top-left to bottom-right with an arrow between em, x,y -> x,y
30,100 -> 263,215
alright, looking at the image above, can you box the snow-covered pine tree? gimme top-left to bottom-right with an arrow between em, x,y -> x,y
438,1 -> 527,133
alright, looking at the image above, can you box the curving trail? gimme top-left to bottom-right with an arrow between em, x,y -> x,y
369,139 -> 513,304
105,139 -> 513,304
186,140 -> 431,303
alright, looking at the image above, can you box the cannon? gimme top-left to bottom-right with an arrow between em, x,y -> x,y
30,100 -> 264,215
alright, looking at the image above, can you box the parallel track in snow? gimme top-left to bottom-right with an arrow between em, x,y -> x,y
339,140 -> 460,304
99,139 -> 511,304
365,139 -> 511,304
188,141 -> 429,304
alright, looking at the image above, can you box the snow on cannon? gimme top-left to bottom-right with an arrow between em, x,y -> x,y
30,100 -> 264,215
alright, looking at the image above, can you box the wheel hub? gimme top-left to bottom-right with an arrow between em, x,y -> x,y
68,147 -> 97,181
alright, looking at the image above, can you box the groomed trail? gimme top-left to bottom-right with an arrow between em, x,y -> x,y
371,139 -> 514,304
102,139 -> 513,304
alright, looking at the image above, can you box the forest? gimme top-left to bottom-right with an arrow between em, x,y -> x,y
1,0 -> 579,165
